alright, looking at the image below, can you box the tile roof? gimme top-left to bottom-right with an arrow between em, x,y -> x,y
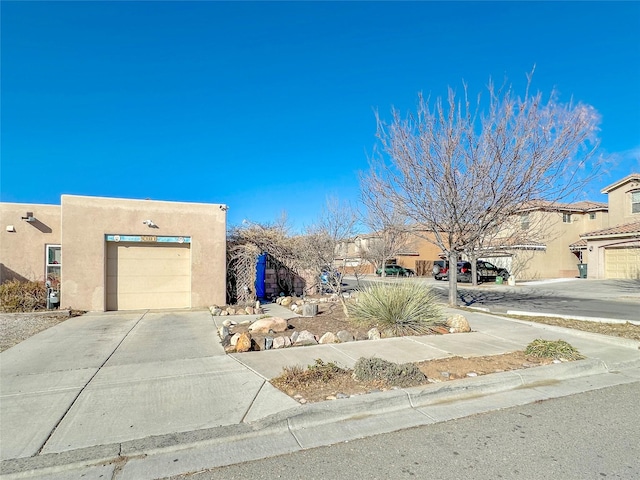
517,200 -> 608,213
601,173 -> 640,194
580,221 -> 640,238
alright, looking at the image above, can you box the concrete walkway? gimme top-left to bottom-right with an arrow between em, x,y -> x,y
1,305 -> 638,479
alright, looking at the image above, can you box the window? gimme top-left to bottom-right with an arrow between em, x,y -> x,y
589,212 -> 596,220
46,245 -> 61,287
521,213 -> 530,230
563,213 -> 572,223
632,191 -> 640,214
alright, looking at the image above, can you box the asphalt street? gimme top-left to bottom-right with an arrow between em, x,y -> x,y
347,277 -> 640,322
173,382 -> 640,480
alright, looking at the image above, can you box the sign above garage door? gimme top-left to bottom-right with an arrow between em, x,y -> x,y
105,235 -> 191,244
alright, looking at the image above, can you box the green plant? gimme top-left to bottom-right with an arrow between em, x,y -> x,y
352,357 -> 427,387
0,280 -> 47,312
347,282 -> 443,336
525,339 -> 585,361
257,314 -> 272,320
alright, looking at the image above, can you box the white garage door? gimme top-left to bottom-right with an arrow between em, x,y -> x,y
605,247 -> 640,279
106,242 -> 191,310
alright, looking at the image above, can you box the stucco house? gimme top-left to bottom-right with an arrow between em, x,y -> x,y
0,195 -> 227,311
579,174 -> 640,279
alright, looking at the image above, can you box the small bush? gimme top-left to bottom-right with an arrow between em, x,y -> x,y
0,280 -> 47,312
347,282 -> 443,336
273,359 -> 349,389
525,339 -> 585,361
353,357 -> 427,388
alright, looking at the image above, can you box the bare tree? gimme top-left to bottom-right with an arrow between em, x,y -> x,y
366,72 -> 601,305
358,183 -> 415,277
296,197 -> 358,313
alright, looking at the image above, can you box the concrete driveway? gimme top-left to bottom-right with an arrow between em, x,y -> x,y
0,310 -> 296,461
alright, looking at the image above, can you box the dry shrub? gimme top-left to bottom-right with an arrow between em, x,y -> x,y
352,357 -> 427,388
272,359 -> 349,390
525,339 -> 584,361
0,280 -> 47,312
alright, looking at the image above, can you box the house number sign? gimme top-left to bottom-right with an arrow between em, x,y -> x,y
106,235 -> 191,244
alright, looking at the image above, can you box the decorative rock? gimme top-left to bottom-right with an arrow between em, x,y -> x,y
326,395 -> 337,400
336,330 -> 354,343
245,306 -> 255,315
230,333 -> 241,346
284,336 -> 292,347
222,319 -> 234,327
280,296 -> 293,307
224,345 -> 236,353
302,303 -> 319,317
226,308 -> 236,315
220,310 -> 229,316
219,326 -> 229,339
293,330 -> 318,346
319,332 -> 338,344
440,371 -> 450,378
295,299 -> 305,306
272,337 -> 287,349
239,319 -> 252,325
264,337 -> 274,350
235,332 -> 252,353
255,307 -> 265,315
446,314 -> 471,333
367,328 -> 381,340
210,307 -> 222,316
275,297 -> 282,305
248,317 -> 288,334
290,304 -> 300,313
466,372 -> 478,377
255,300 -> 261,309
336,393 -> 349,399
290,331 -> 299,343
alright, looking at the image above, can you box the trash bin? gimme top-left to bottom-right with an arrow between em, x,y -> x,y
577,263 -> 587,278
495,276 -> 504,285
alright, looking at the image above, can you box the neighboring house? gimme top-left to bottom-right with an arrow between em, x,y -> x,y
580,174 -> 640,279
484,200 -> 610,279
0,195 -> 227,311
335,231 -> 443,276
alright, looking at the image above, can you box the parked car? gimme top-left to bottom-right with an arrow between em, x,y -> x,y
404,268 -> 416,277
320,269 -> 342,287
432,260 -> 448,280
457,261 -> 510,283
376,264 -> 410,276
433,260 -> 509,283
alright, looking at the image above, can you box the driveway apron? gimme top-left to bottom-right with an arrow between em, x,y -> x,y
0,310 -> 295,459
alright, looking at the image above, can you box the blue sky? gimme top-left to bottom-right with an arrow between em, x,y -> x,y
2,1 -> 639,231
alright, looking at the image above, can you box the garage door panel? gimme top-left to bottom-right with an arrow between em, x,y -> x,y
605,247 -> 640,279
106,242 -> 191,310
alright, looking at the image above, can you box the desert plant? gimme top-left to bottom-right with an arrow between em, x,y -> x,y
347,282 -> 442,336
0,279 -> 47,312
272,359 -> 349,390
525,339 -> 585,361
352,357 -> 427,387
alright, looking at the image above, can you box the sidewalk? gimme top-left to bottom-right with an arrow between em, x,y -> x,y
1,306 -> 638,479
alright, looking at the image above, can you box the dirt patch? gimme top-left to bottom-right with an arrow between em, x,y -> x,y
507,314 -> 640,341
271,351 -> 555,403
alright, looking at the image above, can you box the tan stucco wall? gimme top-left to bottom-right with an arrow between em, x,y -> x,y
0,203 -> 61,283
505,209 -> 608,280
60,195 -> 226,311
606,178 -> 640,226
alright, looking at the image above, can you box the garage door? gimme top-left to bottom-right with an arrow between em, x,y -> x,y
605,247 -> 640,279
106,242 -> 191,310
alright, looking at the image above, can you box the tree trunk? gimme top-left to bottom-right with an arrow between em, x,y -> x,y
448,251 -> 458,306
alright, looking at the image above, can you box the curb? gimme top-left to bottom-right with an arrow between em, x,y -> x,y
0,358 -> 619,478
